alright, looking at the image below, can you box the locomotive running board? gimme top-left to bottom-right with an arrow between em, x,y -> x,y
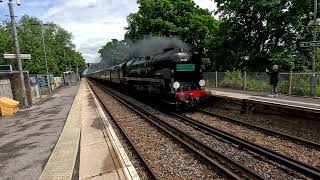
160,99 -> 176,105
125,77 -> 164,83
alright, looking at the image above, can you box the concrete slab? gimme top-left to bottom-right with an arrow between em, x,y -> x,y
39,83 -> 82,180
89,170 -> 121,180
208,87 -> 320,112
0,84 -> 80,180
80,95 -> 107,147
80,80 -> 140,180
81,129 -> 106,147
80,82 -> 122,180
80,142 -> 117,179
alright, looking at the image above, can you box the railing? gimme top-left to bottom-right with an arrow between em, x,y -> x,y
204,71 -> 320,97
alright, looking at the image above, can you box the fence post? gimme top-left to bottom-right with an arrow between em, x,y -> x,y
243,71 -> 247,91
215,71 -> 218,88
289,71 -> 293,95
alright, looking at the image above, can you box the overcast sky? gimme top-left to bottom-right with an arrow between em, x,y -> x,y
0,0 -> 217,63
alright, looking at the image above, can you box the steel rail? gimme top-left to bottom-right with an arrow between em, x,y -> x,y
197,109 -> 320,150
95,82 -> 265,180
171,112 -> 320,179
88,80 -> 160,180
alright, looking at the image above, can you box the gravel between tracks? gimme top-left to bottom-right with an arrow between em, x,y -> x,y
106,88 -> 310,179
91,84 -> 223,179
204,105 -> 320,145
185,112 -> 320,170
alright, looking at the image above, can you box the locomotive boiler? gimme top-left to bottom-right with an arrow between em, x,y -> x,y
88,48 -> 208,109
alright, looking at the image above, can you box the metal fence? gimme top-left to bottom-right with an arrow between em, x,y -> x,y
204,71 -> 320,97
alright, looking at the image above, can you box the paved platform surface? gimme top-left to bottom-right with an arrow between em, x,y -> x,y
208,88 -> 320,112
39,82 -> 82,180
0,84 -> 79,180
80,80 -> 139,180
39,79 -> 139,180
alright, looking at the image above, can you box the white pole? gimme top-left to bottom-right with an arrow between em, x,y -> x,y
289,71 -> 293,95
215,71 -> 218,88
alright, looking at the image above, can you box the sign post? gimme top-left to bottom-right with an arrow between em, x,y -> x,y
4,54 -> 31,60
300,41 -> 320,48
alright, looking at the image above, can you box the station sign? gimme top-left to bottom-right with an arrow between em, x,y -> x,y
300,41 -> 320,48
38,76 -> 49,87
4,54 -> 31,60
0,65 -> 12,72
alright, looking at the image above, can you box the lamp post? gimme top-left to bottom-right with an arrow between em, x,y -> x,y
29,23 -> 51,93
40,23 -> 51,93
2,0 -> 29,108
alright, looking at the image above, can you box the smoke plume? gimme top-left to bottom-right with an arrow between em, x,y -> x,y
128,36 -> 191,58
98,36 -> 190,70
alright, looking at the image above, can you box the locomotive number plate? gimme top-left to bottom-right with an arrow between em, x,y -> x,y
176,64 -> 195,71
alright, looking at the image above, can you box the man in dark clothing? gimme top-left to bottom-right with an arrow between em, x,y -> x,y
266,65 -> 279,97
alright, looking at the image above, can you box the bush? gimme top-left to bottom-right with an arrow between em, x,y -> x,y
246,75 -> 269,92
220,71 -> 243,89
219,71 -> 269,92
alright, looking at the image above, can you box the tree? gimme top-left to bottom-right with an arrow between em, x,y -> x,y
212,0 -> 313,71
0,15 -> 85,76
98,39 -> 129,67
125,0 -> 219,57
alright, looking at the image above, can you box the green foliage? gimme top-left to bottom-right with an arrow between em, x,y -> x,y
205,71 -> 320,97
246,75 -> 269,92
98,39 -> 129,67
0,15 -> 85,76
220,71 -> 244,89
217,71 -> 269,91
98,0 -> 320,73
211,0 -> 313,71
125,0 -> 219,57
317,49 -> 320,71
288,73 -> 320,96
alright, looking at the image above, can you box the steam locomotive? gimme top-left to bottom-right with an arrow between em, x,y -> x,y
88,48 -> 208,109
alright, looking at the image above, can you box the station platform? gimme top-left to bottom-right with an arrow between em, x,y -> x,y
0,83 -> 80,179
0,79 -> 139,180
207,88 -> 320,113
40,79 -> 139,180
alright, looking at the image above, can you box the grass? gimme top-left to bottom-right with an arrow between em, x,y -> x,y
204,71 -> 320,97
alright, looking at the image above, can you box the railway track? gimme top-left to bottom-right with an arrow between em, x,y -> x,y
90,80 -> 263,180
88,80 -> 160,180
170,112 -> 320,179
89,79 -> 320,179
197,109 -> 320,150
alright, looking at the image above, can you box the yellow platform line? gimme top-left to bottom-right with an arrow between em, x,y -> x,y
39,83 -> 83,180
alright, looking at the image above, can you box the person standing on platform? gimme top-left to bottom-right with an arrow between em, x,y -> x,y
266,65 -> 279,97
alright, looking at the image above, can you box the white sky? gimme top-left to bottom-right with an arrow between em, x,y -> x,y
0,0 -> 217,63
